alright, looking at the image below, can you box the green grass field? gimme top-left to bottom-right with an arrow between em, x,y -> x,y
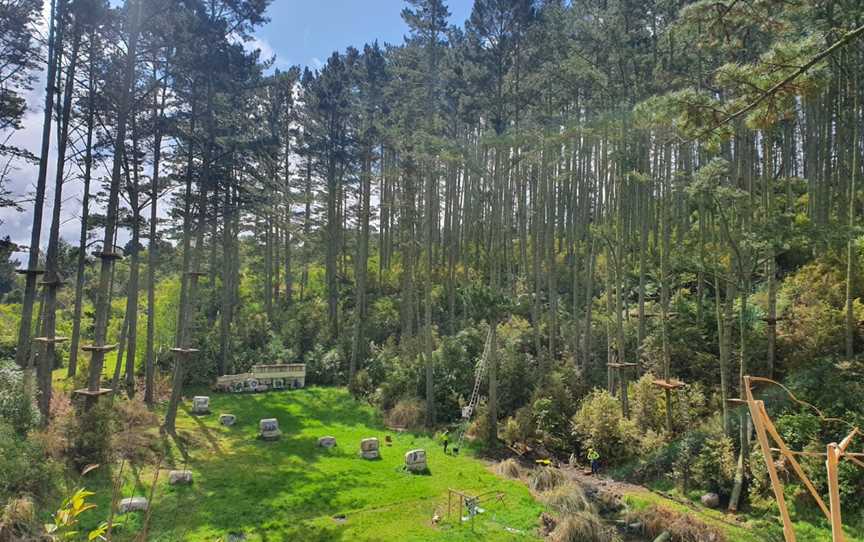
82,387 -> 543,541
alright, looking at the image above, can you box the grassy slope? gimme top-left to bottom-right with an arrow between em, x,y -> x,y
84,387 -> 542,541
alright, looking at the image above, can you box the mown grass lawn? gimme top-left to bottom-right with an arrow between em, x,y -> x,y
80,387 -> 543,541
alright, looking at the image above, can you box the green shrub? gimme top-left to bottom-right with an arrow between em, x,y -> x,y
0,422 -> 59,503
349,368 -> 375,399
68,401 -> 115,470
571,388 -> 638,463
0,360 -> 39,434
305,345 -> 345,386
692,433 -> 737,495
500,405 -> 536,446
530,372 -> 582,454
775,412 -> 821,450
629,373 -> 665,434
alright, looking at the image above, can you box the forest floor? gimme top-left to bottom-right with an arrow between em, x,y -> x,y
75,387 -> 543,541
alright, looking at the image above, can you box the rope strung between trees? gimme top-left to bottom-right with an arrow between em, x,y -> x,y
748,376 -> 860,433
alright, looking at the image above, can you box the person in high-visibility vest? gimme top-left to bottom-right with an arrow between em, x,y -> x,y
587,448 -> 600,475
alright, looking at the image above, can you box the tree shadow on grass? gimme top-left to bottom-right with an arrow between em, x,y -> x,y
184,405 -> 225,456
146,435 -> 379,541
193,387 -> 382,435
140,388 -> 447,541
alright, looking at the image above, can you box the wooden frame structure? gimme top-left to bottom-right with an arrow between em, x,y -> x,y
446,488 -> 505,525
743,375 -> 862,542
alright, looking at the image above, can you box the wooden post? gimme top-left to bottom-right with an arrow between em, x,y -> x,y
448,490 -> 452,521
748,397 -> 796,542
826,443 -> 845,542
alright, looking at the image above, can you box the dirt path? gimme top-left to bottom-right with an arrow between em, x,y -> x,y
560,464 -> 646,499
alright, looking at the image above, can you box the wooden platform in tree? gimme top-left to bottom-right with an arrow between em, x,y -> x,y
652,378 -> 685,390
82,344 -> 118,352
761,317 -> 788,324
32,336 -> 69,343
607,362 -> 638,369
93,250 -> 124,260
73,387 -> 113,397
726,398 -> 748,406
171,347 -> 200,355
628,311 -> 679,319
38,278 -> 67,286
15,268 -> 44,275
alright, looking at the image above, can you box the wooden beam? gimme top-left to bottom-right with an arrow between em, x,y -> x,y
847,456 -> 864,469
838,429 -> 858,455
826,443 -> 845,542
768,448 -> 864,458
758,401 -> 831,520
748,399 -> 796,542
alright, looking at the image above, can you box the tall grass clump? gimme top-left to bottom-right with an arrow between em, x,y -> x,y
529,466 -> 564,492
540,482 -> 593,515
549,511 -> 620,542
495,458 -> 522,479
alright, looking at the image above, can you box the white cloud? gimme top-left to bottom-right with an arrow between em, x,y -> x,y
247,35 -> 290,71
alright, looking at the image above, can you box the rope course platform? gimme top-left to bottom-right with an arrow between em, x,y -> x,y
607,362 -> 638,369
651,378 -> 685,390
73,388 -> 113,397
32,336 -> 69,343
82,344 -> 118,352
92,250 -> 124,260
15,268 -> 45,275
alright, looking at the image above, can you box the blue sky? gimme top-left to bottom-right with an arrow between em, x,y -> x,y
254,0 -> 475,70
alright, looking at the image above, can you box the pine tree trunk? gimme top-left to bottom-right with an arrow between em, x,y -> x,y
123,121 -> 143,398
144,72 -> 166,405
69,31 -> 99,379
486,321 -> 498,445
350,148 -> 372,381
846,90 -> 859,358
16,0 -> 62,371
38,21 -> 80,421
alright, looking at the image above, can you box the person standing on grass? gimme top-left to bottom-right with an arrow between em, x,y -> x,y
442,432 -> 449,455
588,448 -> 600,475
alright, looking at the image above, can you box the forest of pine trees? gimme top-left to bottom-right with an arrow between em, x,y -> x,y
1,0 -> 864,538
